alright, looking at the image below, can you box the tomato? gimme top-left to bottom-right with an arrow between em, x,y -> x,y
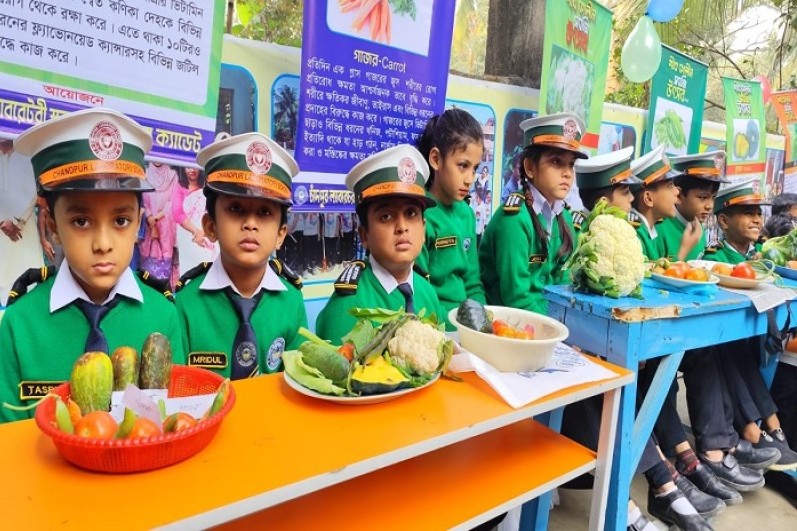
492,319 -> 516,338
685,268 -> 709,281
74,411 -> 118,440
163,412 -> 198,433
127,417 -> 162,439
669,261 -> 689,274
712,263 -> 733,276
731,263 -> 756,279
663,268 -> 685,279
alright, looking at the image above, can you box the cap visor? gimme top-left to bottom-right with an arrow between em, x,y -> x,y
40,176 -> 154,193
205,181 -> 293,205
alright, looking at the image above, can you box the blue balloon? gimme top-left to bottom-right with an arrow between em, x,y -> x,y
647,0 -> 684,23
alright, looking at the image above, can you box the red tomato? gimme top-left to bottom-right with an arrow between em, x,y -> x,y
74,411 -> 118,440
127,417 -> 161,439
164,412 -> 198,433
731,263 -> 756,279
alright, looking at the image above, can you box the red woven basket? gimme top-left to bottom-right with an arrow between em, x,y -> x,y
34,365 -> 235,473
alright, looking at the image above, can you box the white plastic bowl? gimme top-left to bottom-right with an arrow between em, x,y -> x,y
448,305 -> 569,372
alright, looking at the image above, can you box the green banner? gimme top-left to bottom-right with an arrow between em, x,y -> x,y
722,77 -> 766,178
539,0 -> 613,152
645,46 -> 708,156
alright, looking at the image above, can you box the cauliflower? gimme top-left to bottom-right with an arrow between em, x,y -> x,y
566,199 -> 645,298
387,319 -> 446,375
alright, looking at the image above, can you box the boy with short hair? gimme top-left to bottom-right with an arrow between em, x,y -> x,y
315,144 -> 445,344
658,152 -> 727,261
175,133 -> 307,380
771,192 -> 797,217
0,108 -> 184,423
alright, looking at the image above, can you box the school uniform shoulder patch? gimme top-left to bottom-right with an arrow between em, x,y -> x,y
269,259 -> 303,289
503,192 -> 525,214
413,263 -> 431,281
175,262 -> 211,292
571,210 -> 588,231
19,380 -> 63,400
334,260 -> 367,295
7,266 -> 56,306
529,254 -> 547,265
626,211 -> 642,229
266,337 -> 285,372
137,269 -> 174,301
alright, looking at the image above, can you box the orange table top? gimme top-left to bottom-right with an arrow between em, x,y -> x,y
0,359 -> 632,530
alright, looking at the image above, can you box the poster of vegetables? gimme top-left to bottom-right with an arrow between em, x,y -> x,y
722,77 -> 766,178
645,46 -> 708,156
770,90 -> 797,179
328,0 -> 432,55
538,0 -> 612,152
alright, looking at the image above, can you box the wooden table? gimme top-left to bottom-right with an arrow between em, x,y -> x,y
545,282 -> 793,531
0,362 -> 632,530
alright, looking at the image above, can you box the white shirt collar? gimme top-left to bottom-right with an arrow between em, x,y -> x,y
199,256 -> 286,296
369,255 -> 413,294
631,208 -> 657,239
528,184 -> 563,232
50,261 -> 142,313
674,209 -> 690,226
722,238 -> 756,258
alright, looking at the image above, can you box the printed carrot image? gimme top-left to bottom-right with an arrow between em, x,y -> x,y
338,0 -> 417,44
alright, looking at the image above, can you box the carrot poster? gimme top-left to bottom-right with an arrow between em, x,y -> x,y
296,0 -> 456,174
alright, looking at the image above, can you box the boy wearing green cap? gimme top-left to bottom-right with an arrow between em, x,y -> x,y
315,144 -> 444,344
573,146 -> 641,229
658,152 -> 727,262
0,108 -> 184,423
704,179 -> 767,262
175,133 -> 307,380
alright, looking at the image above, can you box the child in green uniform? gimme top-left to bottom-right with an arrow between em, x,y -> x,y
175,133 -> 307,380
702,179 -> 797,471
479,113 -> 587,315
572,146 -> 641,229
415,109 -> 486,328
316,144 -> 444,343
0,108 -> 184,423
658,152 -> 727,262
629,146 -> 693,261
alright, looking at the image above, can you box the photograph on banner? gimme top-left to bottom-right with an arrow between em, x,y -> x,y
218,63 -> 258,137
645,46 -> 708,156
770,90 -> 797,183
0,0 -> 226,164
500,109 -> 536,202
296,1 -> 456,174
445,100 -> 496,244
538,0 -> 612,151
722,77 -> 766,181
272,75 -> 300,152
598,122 -> 637,154
326,0 -> 432,54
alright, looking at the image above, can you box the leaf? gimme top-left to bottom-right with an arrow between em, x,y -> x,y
341,319 -> 376,355
283,351 -> 346,396
236,1 -> 254,26
348,307 -> 405,323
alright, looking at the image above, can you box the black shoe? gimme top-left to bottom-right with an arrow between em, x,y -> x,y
647,488 -> 714,530
628,512 -> 654,531
699,452 -> 765,492
763,470 -> 797,504
760,429 -> 797,471
674,474 -> 725,518
680,462 -> 742,506
732,438 -> 780,470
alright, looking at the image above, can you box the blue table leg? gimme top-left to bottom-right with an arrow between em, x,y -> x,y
518,408 -> 564,531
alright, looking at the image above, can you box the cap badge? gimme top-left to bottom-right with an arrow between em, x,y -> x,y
246,141 -> 272,174
562,119 -> 579,141
89,121 -> 123,160
397,156 -> 416,184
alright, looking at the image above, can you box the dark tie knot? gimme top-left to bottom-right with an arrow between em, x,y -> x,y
396,282 -> 414,314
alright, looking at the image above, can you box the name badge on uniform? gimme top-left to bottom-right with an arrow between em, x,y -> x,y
19,381 -> 63,401
435,236 -> 457,249
188,352 -> 228,369
529,254 -> 546,265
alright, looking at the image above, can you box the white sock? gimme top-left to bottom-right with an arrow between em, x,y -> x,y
629,506 -> 642,523
655,485 -> 697,515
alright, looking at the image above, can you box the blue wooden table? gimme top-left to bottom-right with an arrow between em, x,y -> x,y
544,281 -> 793,530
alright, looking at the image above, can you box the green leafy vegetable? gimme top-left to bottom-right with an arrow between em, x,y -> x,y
654,109 -> 686,150
389,0 -> 417,19
283,351 -> 347,396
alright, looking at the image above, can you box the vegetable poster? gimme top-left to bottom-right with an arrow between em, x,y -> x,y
538,0 -> 613,151
296,0 -> 456,175
0,0 -> 226,165
770,90 -> 797,178
645,46 -> 708,156
722,77 -> 766,179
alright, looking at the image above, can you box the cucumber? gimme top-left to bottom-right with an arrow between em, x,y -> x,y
139,333 -> 173,390
111,346 -> 140,391
70,351 -> 113,414
299,342 -> 350,384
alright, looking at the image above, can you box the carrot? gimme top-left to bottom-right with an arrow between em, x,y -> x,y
340,0 -> 361,13
385,1 -> 391,43
379,0 -> 389,43
369,2 -> 380,41
353,0 -> 380,31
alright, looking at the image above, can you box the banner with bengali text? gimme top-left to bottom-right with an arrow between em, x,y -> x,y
770,90 -> 797,178
295,0 -> 456,175
645,45 -> 708,156
0,0 -> 225,164
722,77 -> 766,179
538,0 -> 613,151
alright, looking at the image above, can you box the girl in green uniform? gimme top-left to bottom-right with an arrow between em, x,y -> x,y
479,113 -> 587,315
415,109 -> 486,328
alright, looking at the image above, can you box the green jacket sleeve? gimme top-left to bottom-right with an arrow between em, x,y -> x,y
0,313 -> 25,423
491,214 -> 545,313
176,299 -> 191,363
164,303 -> 186,365
315,295 -> 358,345
286,292 -> 309,350
464,210 -> 487,303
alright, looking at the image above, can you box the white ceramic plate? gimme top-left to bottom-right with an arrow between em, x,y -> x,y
283,371 -> 439,405
650,272 -> 719,288
688,260 -> 770,289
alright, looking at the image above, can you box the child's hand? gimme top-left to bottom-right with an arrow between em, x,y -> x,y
677,219 -> 703,261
